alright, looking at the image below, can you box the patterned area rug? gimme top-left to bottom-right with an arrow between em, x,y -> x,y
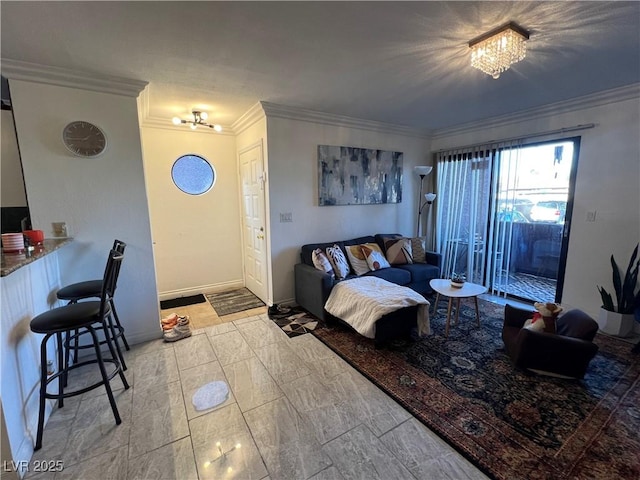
312,298 -> 640,480
268,306 -> 318,337
206,288 -> 264,316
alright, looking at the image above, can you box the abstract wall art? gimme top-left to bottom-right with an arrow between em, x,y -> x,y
318,145 -> 403,206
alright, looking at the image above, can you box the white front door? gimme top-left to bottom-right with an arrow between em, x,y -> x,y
239,142 -> 268,303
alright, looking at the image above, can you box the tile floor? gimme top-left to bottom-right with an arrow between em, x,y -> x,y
26,300 -> 488,480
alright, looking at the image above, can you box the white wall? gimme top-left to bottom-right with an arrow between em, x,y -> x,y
140,126 -> 243,298
266,115 -> 431,304
9,79 -> 160,345
431,90 -> 640,319
1,109 -> 27,207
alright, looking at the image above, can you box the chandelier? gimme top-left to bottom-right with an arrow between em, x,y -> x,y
468,22 -> 529,79
172,111 -> 222,132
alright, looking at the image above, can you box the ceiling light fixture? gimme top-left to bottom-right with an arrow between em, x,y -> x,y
172,111 -> 222,132
468,22 -> 529,79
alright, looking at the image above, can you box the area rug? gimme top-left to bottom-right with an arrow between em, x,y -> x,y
160,293 -> 206,309
268,306 -> 318,337
206,288 -> 264,316
312,298 -> 640,480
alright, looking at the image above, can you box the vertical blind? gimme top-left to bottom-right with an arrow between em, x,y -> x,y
435,141 -> 523,295
435,146 -> 493,284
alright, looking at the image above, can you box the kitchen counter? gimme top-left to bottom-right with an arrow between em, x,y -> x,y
0,237 -> 73,277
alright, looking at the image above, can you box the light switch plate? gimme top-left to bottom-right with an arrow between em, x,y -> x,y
279,212 -> 293,223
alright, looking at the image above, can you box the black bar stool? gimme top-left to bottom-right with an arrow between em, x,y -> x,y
30,249 -> 130,451
57,240 -> 129,369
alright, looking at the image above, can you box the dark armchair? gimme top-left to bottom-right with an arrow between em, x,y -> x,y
502,304 -> 599,379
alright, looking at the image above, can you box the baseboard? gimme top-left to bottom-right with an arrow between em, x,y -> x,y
274,297 -> 297,308
158,280 -> 244,301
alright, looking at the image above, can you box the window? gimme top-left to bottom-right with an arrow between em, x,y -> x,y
171,154 -> 215,195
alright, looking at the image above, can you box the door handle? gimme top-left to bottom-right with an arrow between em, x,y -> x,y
257,234 -> 264,240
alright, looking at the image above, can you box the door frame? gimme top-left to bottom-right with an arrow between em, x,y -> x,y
554,136 -> 581,303
237,139 -> 271,304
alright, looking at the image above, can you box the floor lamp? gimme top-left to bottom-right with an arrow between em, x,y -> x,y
419,193 -> 437,249
414,166 -> 433,236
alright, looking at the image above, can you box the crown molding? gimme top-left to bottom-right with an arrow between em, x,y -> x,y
432,83 -> 640,141
231,102 -> 266,135
260,101 -> 430,139
1,59 -> 148,97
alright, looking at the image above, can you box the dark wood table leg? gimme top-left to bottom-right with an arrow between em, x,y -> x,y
445,297 -> 453,337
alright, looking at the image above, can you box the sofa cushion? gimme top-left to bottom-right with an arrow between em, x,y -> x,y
344,236 -> 376,248
344,244 -> 373,276
375,233 -> 402,253
410,236 -> 427,263
300,241 -> 344,266
312,248 -> 334,276
326,244 -> 351,279
385,238 -> 413,265
362,244 -> 390,271
364,267 -> 411,285
396,263 -> 440,283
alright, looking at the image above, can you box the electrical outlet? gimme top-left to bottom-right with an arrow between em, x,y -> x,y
586,211 -> 597,222
279,212 -> 293,223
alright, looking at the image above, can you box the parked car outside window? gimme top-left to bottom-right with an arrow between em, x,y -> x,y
498,209 -> 529,223
529,200 -> 566,223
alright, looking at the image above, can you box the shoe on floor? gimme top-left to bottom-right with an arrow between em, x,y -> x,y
162,314 -> 189,331
161,312 -> 179,325
268,304 -> 291,316
163,324 -> 192,342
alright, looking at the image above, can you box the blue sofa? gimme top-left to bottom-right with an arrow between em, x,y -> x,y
294,233 -> 442,321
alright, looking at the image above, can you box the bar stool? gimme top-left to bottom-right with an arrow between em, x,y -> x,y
57,240 -> 129,369
30,249 -> 129,451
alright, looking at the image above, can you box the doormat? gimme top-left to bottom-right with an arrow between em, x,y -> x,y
206,288 -> 265,316
160,294 -> 206,310
268,306 -> 318,337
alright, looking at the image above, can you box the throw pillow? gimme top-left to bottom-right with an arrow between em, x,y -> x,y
410,236 -> 427,263
361,244 -> 390,271
344,244 -> 372,276
311,248 -> 334,276
326,244 -> 350,279
385,238 -> 413,265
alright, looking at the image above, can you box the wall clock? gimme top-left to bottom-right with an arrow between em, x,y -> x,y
62,121 -> 107,158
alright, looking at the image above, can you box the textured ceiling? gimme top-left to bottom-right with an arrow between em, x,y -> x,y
2,1 -> 639,131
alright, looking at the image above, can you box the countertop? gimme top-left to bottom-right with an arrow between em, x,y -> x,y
1,238 -> 73,277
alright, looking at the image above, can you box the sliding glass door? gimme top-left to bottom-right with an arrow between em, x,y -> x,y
436,137 -> 580,303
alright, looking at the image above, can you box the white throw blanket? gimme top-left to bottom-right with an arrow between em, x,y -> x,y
325,276 -> 430,339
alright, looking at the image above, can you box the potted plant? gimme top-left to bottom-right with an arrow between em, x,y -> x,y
597,244 -> 640,337
450,273 -> 466,288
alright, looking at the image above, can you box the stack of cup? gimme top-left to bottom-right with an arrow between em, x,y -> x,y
2,233 -> 25,253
